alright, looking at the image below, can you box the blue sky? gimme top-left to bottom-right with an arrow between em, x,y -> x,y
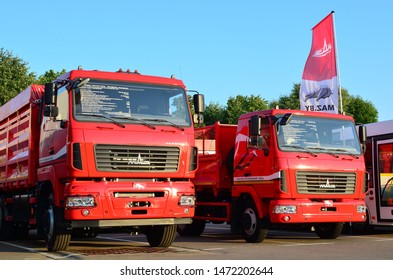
1,0 -> 392,121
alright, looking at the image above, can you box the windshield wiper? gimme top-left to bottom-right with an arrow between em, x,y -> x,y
325,148 -> 360,159
114,116 -> 156,130
79,113 -> 125,128
143,118 -> 184,131
307,147 -> 339,158
281,145 -> 317,157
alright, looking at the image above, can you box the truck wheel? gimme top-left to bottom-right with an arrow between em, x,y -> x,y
177,219 -> 206,236
145,224 -> 176,247
315,222 -> 344,239
240,201 -> 268,243
43,194 -> 71,251
0,197 -> 15,240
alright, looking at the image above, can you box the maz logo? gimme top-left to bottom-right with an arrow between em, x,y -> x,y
113,154 -> 150,165
319,179 -> 336,189
128,154 -> 150,165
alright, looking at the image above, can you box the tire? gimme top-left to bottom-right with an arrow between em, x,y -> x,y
0,197 -> 15,240
177,219 -> 206,237
240,200 -> 268,243
315,222 -> 344,239
145,225 -> 176,247
42,194 -> 71,251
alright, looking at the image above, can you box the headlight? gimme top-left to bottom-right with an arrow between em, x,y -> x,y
66,196 -> 95,207
273,205 -> 297,214
179,195 -> 196,206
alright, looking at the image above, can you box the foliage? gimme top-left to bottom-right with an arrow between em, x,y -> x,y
36,69 -> 67,85
344,95 -> 378,124
0,48 -> 36,105
187,95 -> 194,113
0,48 -> 67,106
225,94 -> 269,124
269,83 -> 300,110
203,102 -> 226,125
200,95 -> 269,125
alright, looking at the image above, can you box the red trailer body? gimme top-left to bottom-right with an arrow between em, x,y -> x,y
0,69 -> 202,251
179,109 -> 368,242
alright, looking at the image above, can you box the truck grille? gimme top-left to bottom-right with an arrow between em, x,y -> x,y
296,171 -> 356,194
95,145 -> 180,172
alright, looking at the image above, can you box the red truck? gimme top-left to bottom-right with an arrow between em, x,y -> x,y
178,109 -> 368,242
0,68 -> 204,251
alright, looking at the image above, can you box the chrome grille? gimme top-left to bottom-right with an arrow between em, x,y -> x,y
296,171 -> 356,194
95,145 -> 180,172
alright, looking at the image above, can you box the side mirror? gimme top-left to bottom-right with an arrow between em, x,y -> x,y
249,115 -> 267,155
358,125 -> 367,143
250,115 -> 261,137
193,93 -> 205,114
280,113 -> 293,126
43,105 -> 59,118
192,93 -> 205,124
193,114 -> 204,124
44,83 -> 59,118
358,125 -> 367,154
45,83 -> 57,105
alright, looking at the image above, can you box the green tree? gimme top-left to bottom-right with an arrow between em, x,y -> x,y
344,95 -> 378,124
204,101 -> 226,125
0,48 -> 67,106
0,48 -> 36,105
225,94 -> 269,124
269,83 -> 300,109
36,69 -> 67,85
187,95 -> 194,113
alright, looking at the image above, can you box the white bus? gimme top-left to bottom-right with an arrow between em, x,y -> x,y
356,119 -> 393,231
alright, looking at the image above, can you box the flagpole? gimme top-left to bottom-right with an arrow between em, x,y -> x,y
331,11 -> 343,114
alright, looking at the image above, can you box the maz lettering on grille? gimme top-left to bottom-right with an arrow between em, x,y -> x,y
114,154 -> 151,165
319,179 -> 336,189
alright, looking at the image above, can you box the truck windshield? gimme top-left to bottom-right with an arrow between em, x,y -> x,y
276,115 -> 362,156
73,80 -> 191,127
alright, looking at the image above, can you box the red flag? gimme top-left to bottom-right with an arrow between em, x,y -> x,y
300,12 -> 339,113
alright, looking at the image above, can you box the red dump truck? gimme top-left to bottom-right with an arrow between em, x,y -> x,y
0,68 -> 204,251
178,109 -> 368,242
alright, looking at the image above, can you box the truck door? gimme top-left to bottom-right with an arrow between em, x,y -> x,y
375,140 -> 393,220
244,116 -> 276,197
39,86 -> 69,170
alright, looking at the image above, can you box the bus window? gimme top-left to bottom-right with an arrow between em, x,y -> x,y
379,143 -> 393,206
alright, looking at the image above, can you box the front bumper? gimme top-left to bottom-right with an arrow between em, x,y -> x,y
71,217 -> 191,228
269,199 -> 367,223
63,180 -> 195,222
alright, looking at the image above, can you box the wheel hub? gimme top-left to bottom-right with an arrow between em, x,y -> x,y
242,208 -> 257,234
45,205 -> 55,240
